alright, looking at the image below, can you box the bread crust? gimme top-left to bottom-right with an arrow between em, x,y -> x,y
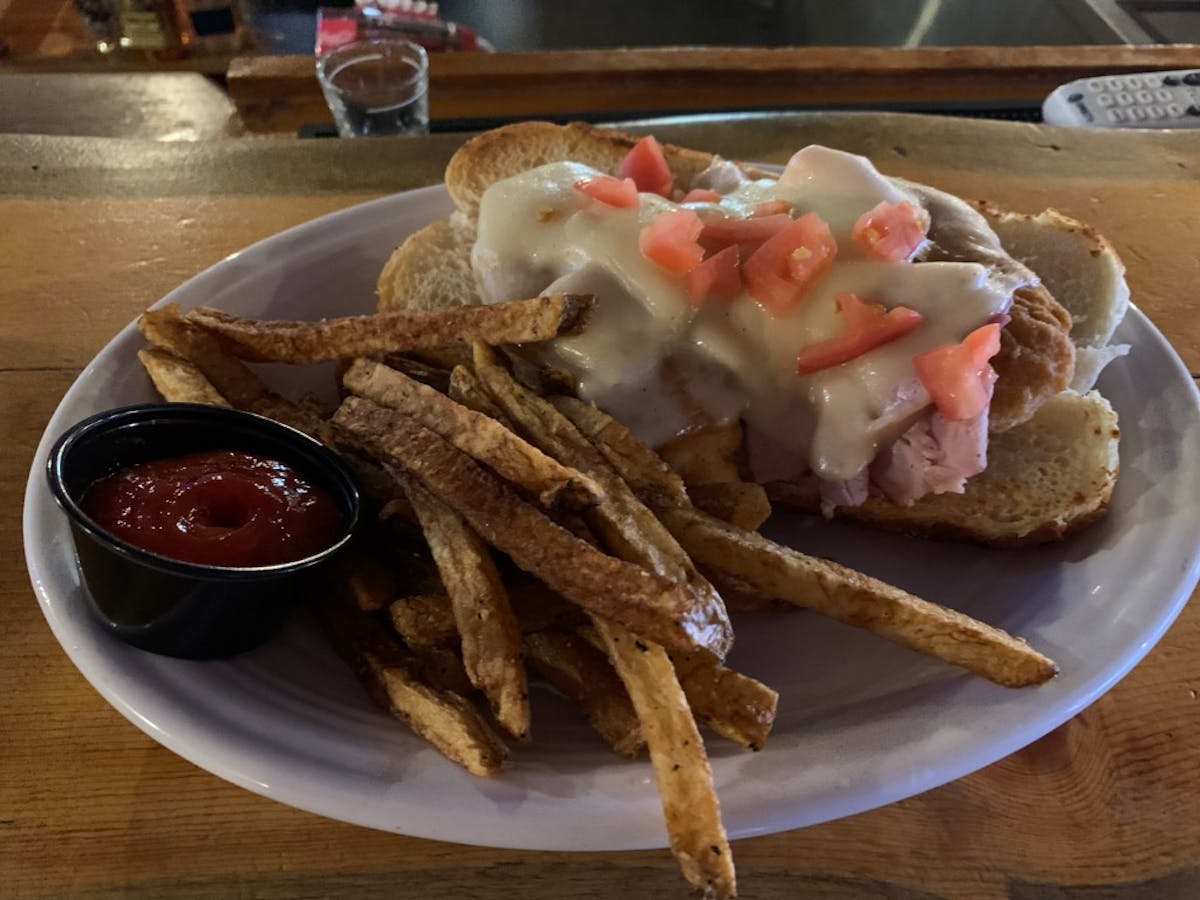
766,390 -> 1119,547
380,122 -> 1124,545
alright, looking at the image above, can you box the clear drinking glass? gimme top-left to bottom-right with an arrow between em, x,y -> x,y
316,38 -> 430,138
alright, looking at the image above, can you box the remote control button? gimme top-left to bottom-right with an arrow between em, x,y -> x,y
1155,89 -> 1173,102
1187,104 -> 1200,116
1105,77 -> 1124,91
1123,76 -> 1144,89
1182,72 -> 1200,85
1067,92 -> 1084,103
1136,90 -> 1154,103
1097,94 -> 1115,107
1116,92 -> 1134,105
1147,105 -> 1165,119
1108,109 -> 1126,123
1163,75 -> 1181,86
1129,107 -> 1146,120
1167,104 -> 1184,117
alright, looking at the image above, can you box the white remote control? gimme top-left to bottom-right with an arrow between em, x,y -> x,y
1041,69 -> 1200,129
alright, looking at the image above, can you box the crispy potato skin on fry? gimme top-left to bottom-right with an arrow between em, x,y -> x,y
471,343 -> 733,660
661,505 -> 1058,687
138,305 -> 405,509
551,395 -> 689,506
389,593 -> 459,647
331,397 -> 718,656
555,379 -> 1056,685
184,294 -> 595,364
139,305 -> 272,411
658,423 -> 746,488
511,382 -> 735,895
448,365 -> 513,426
410,644 -> 476,696
579,626 -> 777,751
524,629 -> 644,758
593,620 -> 736,900
686,482 -> 772,532
313,593 -> 510,777
405,477 -> 531,741
344,358 -> 603,510
331,546 -> 398,613
668,650 -> 778,752
137,348 -> 231,407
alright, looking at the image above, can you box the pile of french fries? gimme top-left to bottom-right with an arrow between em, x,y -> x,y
136,295 -> 1057,900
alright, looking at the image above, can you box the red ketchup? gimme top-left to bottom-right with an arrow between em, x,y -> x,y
81,450 -> 343,568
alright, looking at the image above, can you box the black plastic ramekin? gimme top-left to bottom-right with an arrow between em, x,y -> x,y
47,403 -> 360,659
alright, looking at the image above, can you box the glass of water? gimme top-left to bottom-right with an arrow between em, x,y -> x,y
317,38 -> 430,138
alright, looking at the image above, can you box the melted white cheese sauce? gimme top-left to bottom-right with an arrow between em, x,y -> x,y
471,148 -> 1029,481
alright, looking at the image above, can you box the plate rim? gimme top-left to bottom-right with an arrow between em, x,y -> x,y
22,184 -> 1200,851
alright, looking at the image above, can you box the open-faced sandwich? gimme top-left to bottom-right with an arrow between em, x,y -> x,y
378,122 -> 1129,546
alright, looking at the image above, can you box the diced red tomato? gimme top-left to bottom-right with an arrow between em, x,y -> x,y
852,200 -> 928,262
639,209 -> 705,276
682,245 -> 741,305
754,199 -> 791,217
912,323 -> 1002,420
742,212 -> 838,316
795,293 -> 923,374
618,135 -> 673,197
682,188 -> 722,203
699,212 -> 793,246
573,175 -> 639,209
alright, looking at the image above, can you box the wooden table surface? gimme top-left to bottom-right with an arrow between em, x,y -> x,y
3,113 -> 1198,899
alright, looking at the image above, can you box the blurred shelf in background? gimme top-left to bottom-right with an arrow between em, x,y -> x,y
4,1 -> 1200,140
9,0 -> 1200,71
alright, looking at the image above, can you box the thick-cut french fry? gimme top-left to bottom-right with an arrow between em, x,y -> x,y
404,476 -> 530,741
550,395 -> 688,506
701,566 -> 793,614
409,644 -> 475,696
185,294 -> 595,364
389,584 -> 582,648
389,593 -> 459,647
509,578 -> 587,634
667,650 -> 778,752
140,304 -> 333,444
331,397 -> 719,656
471,343 -> 733,660
343,358 -> 603,510
140,305 -> 404,509
137,348 -> 231,407
313,591 -> 510,777
554,379 -> 1056,685
331,545 -> 398,612
579,625 -> 778,751
406,344 -> 474,373
139,305 -> 273,411
380,354 -> 452,393
479,356 -> 734,895
592,619 -> 736,899
657,422 -> 746,487
448,365 -> 513,427
660,505 -> 1058,687
523,629 -> 644,759
551,395 -> 771,531
687,482 -> 772,532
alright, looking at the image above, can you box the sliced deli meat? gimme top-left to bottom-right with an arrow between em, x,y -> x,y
469,143 -> 1038,501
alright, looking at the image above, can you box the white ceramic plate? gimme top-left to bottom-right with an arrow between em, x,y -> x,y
24,186 -> 1200,851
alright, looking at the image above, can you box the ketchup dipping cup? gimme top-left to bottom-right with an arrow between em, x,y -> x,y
47,404 -> 360,659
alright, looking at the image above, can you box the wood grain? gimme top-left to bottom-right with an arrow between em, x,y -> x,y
226,45 -> 1200,134
3,114 -> 1198,899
